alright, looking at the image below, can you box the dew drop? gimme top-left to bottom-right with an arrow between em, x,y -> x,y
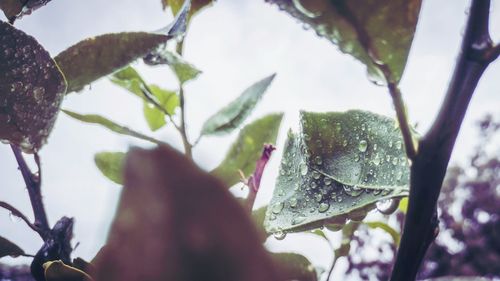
318,202 -> 330,213
324,177 -> 332,186
299,162 -> 308,176
358,140 -> 368,152
273,230 -> 287,240
290,197 -> 298,208
33,87 -> 45,102
315,193 -> 323,202
314,156 -> 323,165
272,202 -> 284,214
312,170 -> 321,179
292,215 -> 307,225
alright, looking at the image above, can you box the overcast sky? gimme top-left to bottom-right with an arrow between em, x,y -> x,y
1,0 -> 499,278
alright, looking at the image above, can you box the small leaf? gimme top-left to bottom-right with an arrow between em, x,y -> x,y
143,85 -> 179,131
201,74 -> 276,136
364,221 -> 400,246
398,197 -> 408,213
0,236 -> 25,258
211,113 -> 283,188
162,0 -> 213,18
94,152 -> 125,185
144,50 -> 201,85
92,146 -> 279,281
267,0 -> 422,84
110,67 -> 179,131
264,110 -> 410,235
43,260 -> 94,281
0,21 -> 67,153
310,229 -> 328,240
272,253 -> 318,281
62,109 -> 166,145
55,32 -> 170,93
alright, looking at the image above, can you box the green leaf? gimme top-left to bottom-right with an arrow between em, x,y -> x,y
143,85 -> 179,131
55,32 -> 170,93
272,253 -> 318,281
334,221 -> 359,258
267,0 -> 422,84
144,50 -> 201,85
398,197 -> 408,213
43,260 -> 94,281
364,221 -> 400,246
110,67 -> 179,131
201,74 -> 276,136
62,109 -> 166,145
0,21 -> 67,153
211,113 -> 284,188
162,0 -> 213,18
264,110 -> 410,235
109,66 -> 145,98
94,152 -> 125,185
0,236 -> 24,258
92,146 -> 279,281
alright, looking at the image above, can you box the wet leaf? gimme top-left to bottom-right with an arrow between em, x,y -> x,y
0,236 -> 25,258
94,152 -> 125,185
110,67 -> 180,131
93,146 -> 279,281
272,253 -> 317,281
43,260 -> 94,281
264,110 -> 410,235
201,74 -> 276,136
144,50 -> 201,85
62,109 -> 166,145
0,21 -> 67,153
364,221 -> 400,246
267,0 -> 422,84
55,33 -> 170,93
211,113 -> 284,188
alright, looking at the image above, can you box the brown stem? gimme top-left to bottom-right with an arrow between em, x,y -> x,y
244,144 -> 276,212
390,1 -> 498,280
10,145 -> 50,240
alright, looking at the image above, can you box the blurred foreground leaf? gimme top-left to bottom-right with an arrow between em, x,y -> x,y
0,21 -> 67,153
93,146 -> 280,281
272,253 -> 317,281
211,113 -> 284,188
201,74 -> 276,136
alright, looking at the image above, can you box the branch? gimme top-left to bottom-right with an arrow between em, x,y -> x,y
10,146 -> 50,240
176,40 -> 193,159
0,201 -> 41,235
243,144 -> 276,212
390,1 -> 498,280
330,0 -> 417,159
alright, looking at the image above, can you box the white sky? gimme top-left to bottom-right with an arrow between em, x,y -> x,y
1,0 -> 499,279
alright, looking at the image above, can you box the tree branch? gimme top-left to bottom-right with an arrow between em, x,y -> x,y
10,145 -> 50,240
390,1 -> 498,280
176,40 -> 193,159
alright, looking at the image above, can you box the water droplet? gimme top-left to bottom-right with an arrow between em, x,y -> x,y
318,202 -> 330,213
273,230 -> 287,240
312,170 -> 321,179
344,185 -> 364,197
358,140 -> 368,152
314,156 -> 323,165
292,215 -> 307,225
290,197 -> 298,208
33,87 -> 45,102
324,177 -> 332,186
292,0 -> 321,18
272,202 -> 284,214
9,212 -> 21,222
392,157 -> 399,165
315,193 -> 323,202
299,162 -> 308,176
354,155 -> 360,162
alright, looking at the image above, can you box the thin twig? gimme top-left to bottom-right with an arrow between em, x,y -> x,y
10,145 -> 50,240
176,40 -> 193,159
390,1 -> 498,280
0,201 -> 41,235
